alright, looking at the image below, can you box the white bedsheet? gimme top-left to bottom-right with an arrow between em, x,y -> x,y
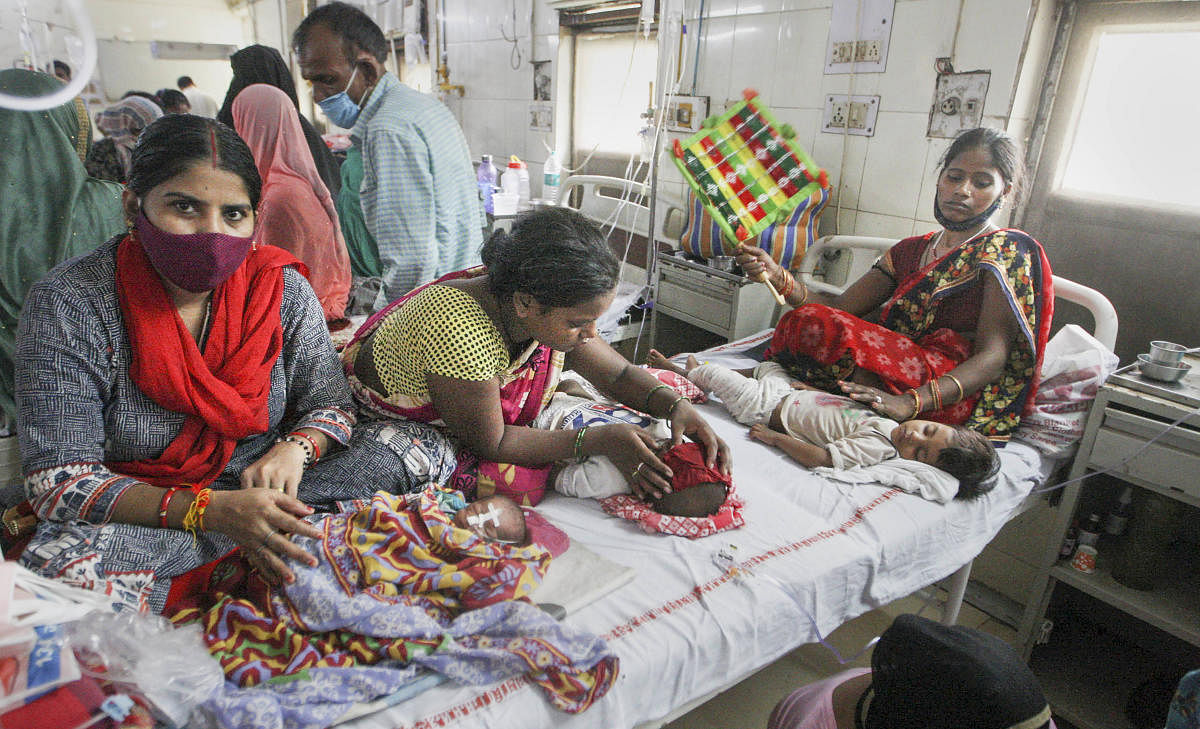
340,344 -> 1051,729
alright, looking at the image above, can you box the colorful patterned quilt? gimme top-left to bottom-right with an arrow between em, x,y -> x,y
171,491 -> 618,728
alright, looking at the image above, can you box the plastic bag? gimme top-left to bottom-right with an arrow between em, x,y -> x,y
1014,324 -> 1119,457
66,610 -> 223,728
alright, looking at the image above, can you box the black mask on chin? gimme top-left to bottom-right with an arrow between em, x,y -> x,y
933,195 -> 1003,232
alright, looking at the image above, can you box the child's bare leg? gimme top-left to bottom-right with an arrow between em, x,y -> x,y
646,349 -> 698,377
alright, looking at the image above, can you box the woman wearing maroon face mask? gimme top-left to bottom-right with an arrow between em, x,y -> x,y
11,115 -> 387,612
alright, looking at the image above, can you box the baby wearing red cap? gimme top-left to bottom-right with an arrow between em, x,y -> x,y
600,442 -> 744,538
652,442 -> 732,517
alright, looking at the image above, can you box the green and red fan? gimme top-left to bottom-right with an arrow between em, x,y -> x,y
671,88 -> 828,303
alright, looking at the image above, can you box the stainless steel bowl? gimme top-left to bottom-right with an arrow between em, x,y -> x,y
709,255 -> 737,273
1149,340 -> 1186,366
1137,353 -> 1192,383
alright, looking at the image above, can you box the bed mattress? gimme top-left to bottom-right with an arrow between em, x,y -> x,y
341,334 -> 1051,729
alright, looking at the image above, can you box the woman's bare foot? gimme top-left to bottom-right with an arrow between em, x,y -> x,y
647,349 -> 695,377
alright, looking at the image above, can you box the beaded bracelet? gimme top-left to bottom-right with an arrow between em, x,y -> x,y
573,425 -> 590,463
905,388 -> 922,420
158,487 -> 182,529
181,488 -> 212,544
643,383 -> 672,413
290,431 -> 322,461
665,395 -> 688,419
943,373 -> 965,404
278,435 -> 314,467
289,430 -> 322,466
930,378 -> 943,412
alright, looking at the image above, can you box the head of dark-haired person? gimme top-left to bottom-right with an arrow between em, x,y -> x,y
121,115 -> 261,293
481,207 -> 619,353
52,59 -> 71,83
293,2 -> 388,115
157,89 -> 191,114
217,44 -> 300,128
862,614 -> 1052,729
177,75 -> 195,90
933,127 -> 1024,233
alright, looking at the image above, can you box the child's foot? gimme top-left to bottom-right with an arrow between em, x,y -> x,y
647,349 -> 689,377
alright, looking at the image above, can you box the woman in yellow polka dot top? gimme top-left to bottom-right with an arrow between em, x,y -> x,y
342,207 -> 731,506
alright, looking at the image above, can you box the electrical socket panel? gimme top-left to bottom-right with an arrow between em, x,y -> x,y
825,0 -> 894,74
822,94 -> 880,136
855,40 -> 881,63
927,71 -> 990,139
831,41 -> 854,64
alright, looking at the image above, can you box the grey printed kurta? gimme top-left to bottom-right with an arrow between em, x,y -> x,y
12,237 -> 417,611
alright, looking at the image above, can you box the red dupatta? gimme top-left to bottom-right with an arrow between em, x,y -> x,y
109,233 -> 305,490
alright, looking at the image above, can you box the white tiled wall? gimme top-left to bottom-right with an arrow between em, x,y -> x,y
441,0 -> 1046,238
440,0 -> 562,197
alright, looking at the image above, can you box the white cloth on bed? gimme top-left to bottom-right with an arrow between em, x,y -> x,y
688,361 -> 899,470
814,458 -> 960,504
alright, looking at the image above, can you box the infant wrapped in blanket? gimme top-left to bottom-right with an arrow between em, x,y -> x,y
648,352 -> 999,503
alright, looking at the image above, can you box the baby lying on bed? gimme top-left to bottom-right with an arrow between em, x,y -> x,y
648,351 -> 998,500
533,381 -> 736,520
412,489 -> 529,544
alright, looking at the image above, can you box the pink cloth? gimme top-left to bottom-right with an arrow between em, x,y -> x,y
767,668 -> 871,729
232,84 -> 351,321
598,482 -> 745,539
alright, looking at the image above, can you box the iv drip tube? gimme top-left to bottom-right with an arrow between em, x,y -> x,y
0,0 -> 97,112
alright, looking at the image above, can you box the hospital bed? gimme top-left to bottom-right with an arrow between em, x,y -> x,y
337,182 -> 1119,729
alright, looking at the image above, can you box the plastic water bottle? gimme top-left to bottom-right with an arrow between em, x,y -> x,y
508,155 -> 531,210
543,151 -> 562,204
501,159 -> 522,199
476,154 -> 498,215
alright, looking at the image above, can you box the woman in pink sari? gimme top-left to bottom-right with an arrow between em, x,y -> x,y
232,83 -> 351,322
343,207 -> 730,506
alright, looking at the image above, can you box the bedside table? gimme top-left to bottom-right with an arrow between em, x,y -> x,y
1016,363 -> 1200,729
648,254 -> 781,348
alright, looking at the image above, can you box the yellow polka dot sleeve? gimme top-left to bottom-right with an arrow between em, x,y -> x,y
370,285 -> 509,398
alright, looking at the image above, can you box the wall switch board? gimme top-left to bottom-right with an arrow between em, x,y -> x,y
824,0 -> 894,74
927,71 -> 990,138
822,94 -> 880,136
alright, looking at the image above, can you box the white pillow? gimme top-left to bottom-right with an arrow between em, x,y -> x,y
1013,324 -> 1119,457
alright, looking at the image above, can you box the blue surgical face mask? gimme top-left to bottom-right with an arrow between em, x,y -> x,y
317,65 -> 362,129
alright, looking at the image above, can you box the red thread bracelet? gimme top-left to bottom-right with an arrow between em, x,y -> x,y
158,487 -> 181,528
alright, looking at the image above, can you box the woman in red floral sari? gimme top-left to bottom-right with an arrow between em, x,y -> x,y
737,128 -> 1053,441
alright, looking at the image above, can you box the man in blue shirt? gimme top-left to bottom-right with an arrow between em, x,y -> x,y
295,2 -> 483,308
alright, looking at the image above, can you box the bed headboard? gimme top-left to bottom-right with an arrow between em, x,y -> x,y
557,174 -> 686,249
799,235 -> 1119,351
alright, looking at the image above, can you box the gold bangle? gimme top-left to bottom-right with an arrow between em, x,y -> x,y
930,377 -> 943,411
943,373 -> 965,404
905,388 -> 922,420
643,383 -> 672,413
779,271 -> 795,298
665,395 -> 687,420
796,281 -> 809,306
